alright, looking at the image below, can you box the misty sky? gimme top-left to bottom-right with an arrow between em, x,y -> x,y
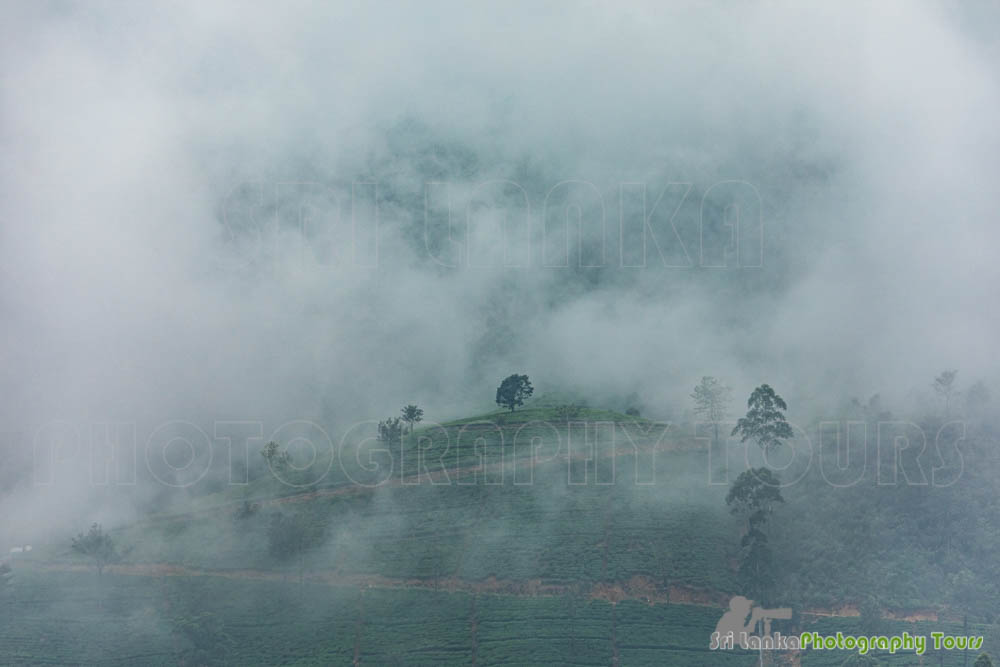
2,0 -> 999,523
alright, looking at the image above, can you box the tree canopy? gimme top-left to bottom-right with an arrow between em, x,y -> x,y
495,374 -> 534,412
378,417 -> 404,445
731,384 -> 793,452
71,523 -> 120,578
400,405 -> 424,433
725,467 -> 785,528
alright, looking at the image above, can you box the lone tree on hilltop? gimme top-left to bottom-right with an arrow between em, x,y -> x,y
400,405 -> 424,434
496,374 -> 533,412
691,376 -> 732,448
71,523 -> 120,580
732,384 -> 793,453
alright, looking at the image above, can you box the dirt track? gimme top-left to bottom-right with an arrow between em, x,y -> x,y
22,561 -> 938,622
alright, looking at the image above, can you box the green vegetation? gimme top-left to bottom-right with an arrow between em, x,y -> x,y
726,384 -> 792,605
0,568 -> 763,666
495,373 -> 534,412
70,523 -> 120,579
726,467 -> 784,604
401,404 -> 424,434
731,384 -> 793,453
377,416 -> 404,446
7,377 -> 1000,665
260,440 -> 292,471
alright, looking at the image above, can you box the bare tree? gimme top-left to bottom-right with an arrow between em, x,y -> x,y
691,376 -> 732,448
933,370 -> 959,418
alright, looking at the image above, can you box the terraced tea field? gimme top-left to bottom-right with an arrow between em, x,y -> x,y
1,568 -> 764,665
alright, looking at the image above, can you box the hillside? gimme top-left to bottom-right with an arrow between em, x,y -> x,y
6,402 -> 1000,665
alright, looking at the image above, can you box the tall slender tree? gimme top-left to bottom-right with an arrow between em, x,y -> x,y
726,467 -> 784,605
691,376 -> 732,448
933,370 -> 959,418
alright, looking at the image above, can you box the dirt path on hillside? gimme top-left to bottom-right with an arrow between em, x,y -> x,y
23,561 -> 934,622
28,560 -> 734,608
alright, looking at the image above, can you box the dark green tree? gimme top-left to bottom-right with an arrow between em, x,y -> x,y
71,523 -> 120,579
401,405 -> 424,434
496,374 -> 533,412
726,467 -> 785,531
378,417 -> 404,445
737,526 -> 775,604
732,384 -> 793,452
726,468 -> 784,604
